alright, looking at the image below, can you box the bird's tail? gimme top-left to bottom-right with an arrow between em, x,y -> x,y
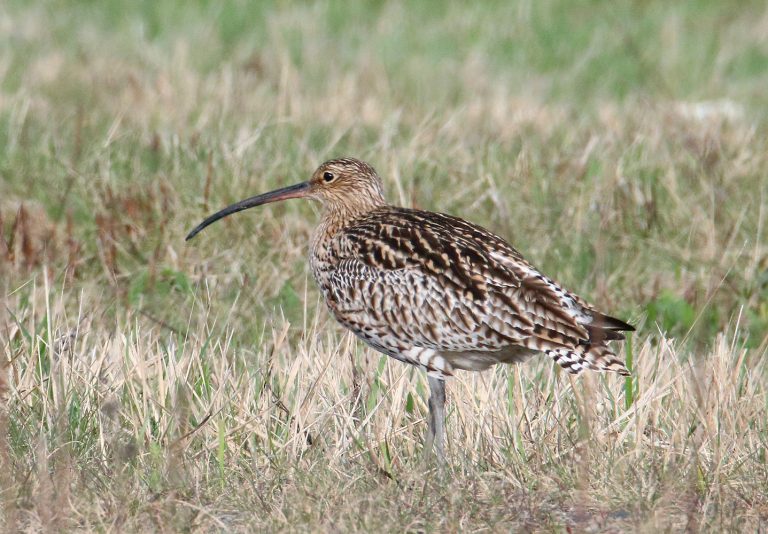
545,344 -> 630,376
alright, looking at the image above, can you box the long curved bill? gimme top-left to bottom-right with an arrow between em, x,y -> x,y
186,181 -> 310,241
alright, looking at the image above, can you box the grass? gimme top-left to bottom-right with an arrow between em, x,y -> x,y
1,0 -> 767,531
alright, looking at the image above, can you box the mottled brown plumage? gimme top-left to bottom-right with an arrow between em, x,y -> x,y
187,157 -> 635,460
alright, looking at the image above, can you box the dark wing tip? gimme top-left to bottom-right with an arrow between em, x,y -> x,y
594,313 -> 635,332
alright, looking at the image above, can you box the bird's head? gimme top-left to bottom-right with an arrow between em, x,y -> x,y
186,157 -> 386,241
307,158 -> 386,211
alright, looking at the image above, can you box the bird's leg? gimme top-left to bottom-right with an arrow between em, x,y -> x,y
424,375 -> 446,463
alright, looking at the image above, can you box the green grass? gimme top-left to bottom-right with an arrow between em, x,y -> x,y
1,0 -> 767,531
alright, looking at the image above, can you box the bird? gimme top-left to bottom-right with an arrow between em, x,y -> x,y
186,157 -> 634,461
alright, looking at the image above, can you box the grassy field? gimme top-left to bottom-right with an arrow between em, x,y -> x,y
1,0 -> 767,531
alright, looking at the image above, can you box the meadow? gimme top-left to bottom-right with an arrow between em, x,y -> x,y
1,0 -> 767,531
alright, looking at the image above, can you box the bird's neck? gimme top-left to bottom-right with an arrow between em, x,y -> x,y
320,193 -> 387,229
315,204 -> 374,242
309,203 -> 385,271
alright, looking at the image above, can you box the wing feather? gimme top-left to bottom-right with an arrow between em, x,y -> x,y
317,207 -> 631,372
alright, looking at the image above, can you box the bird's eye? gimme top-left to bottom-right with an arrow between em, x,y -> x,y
323,171 -> 335,182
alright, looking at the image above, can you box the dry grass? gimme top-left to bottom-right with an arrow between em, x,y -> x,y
2,282 -> 766,531
1,0 -> 767,531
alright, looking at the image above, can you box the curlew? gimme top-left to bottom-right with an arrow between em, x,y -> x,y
186,158 -> 634,460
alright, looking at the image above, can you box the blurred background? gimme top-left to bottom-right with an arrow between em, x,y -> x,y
1,1 -> 767,530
